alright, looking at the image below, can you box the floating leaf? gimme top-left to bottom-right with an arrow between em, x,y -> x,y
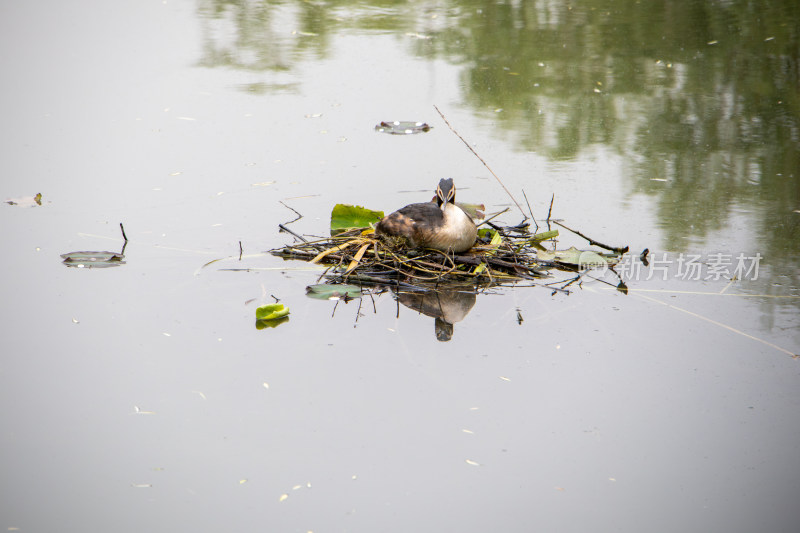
61,251 -> 125,268
255,303 -> 289,329
537,246 -> 619,268
61,251 -> 122,262
306,284 -> 363,300
330,204 -> 383,235
375,121 -> 432,135
255,303 -> 290,321
255,316 -> 289,329
531,229 -> 558,242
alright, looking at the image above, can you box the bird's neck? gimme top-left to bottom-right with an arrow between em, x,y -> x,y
443,202 -> 470,224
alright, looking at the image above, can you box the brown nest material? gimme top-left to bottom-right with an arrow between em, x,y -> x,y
270,221 -> 627,292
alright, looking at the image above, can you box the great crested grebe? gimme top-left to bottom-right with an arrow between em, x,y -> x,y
375,178 -> 477,253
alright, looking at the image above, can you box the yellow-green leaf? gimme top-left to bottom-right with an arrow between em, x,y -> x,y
255,303 -> 290,321
531,229 -> 558,242
330,204 -> 384,235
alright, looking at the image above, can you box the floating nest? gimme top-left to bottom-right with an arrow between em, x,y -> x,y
270,218 -> 629,294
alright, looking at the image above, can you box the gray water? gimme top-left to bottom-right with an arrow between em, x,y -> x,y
2,1 -> 799,532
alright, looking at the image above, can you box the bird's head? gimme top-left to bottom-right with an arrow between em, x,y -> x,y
436,178 -> 456,211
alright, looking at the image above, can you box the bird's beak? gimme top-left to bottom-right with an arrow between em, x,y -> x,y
436,185 -> 447,211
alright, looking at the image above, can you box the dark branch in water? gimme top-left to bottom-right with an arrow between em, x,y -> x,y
434,105 -> 527,221
119,223 -> 129,255
279,201 -> 303,224
552,221 -> 629,254
522,189 -> 539,233
640,248 -> 650,267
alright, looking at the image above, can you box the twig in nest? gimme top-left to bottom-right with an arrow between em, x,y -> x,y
476,207 -> 510,227
434,105 -> 527,221
552,221 -> 629,254
278,224 -> 309,244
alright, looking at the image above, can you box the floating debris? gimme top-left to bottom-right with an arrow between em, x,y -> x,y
306,284 -> 363,301
375,121 -> 432,135
61,223 -> 128,268
5,192 -> 42,207
60,251 -> 125,268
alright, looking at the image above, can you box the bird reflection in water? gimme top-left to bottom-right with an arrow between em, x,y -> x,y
396,288 -> 476,341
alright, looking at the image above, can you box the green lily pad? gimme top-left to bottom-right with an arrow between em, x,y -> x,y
330,204 -> 384,235
255,303 -> 290,321
306,284 -> 363,300
375,121 -> 432,135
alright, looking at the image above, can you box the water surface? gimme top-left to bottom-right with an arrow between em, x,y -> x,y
1,1 -> 799,532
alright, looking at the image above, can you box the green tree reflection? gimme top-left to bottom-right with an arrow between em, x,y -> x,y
197,0 -> 799,305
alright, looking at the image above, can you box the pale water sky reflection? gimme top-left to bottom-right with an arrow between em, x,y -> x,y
1,1 -> 798,532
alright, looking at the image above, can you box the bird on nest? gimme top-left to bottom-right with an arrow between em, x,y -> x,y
374,178 -> 477,253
